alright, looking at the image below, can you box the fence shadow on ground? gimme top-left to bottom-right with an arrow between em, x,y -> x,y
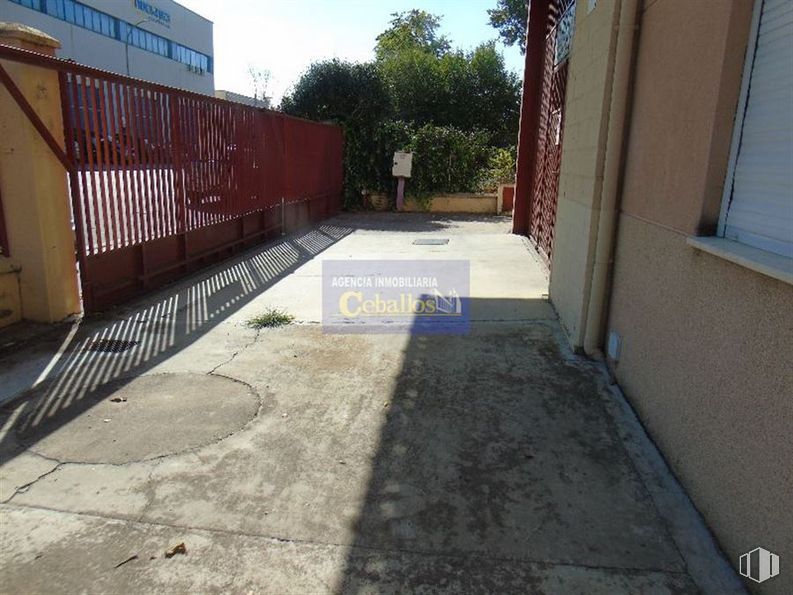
0,223 -> 353,466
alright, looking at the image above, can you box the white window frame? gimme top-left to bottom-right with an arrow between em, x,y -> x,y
717,0 -> 763,240
689,0 -> 793,286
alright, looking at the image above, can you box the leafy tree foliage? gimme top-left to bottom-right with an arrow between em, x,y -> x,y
375,10 -> 450,60
280,10 -> 519,207
279,60 -> 390,123
480,146 -> 518,192
487,0 -> 528,53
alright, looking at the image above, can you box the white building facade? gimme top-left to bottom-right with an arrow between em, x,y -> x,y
0,0 -> 213,94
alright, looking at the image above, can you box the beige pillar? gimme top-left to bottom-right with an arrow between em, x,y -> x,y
0,23 -> 81,323
548,0 -> 638,354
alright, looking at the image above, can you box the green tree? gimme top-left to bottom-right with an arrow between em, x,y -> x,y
281,11 -> 522,208
280,60 -> 393,208
375,10 -> 451,60
279,60 -> 390,123
467,42 -> 520,145
378,42 -> 519,146
487,0 -> 528,53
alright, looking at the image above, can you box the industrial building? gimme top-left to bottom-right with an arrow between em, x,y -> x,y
0,0 -> 213,94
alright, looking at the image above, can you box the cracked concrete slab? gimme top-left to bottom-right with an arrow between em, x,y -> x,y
16,373 -> 262,464
0,214 -> 744,594
0,505 -> 699,595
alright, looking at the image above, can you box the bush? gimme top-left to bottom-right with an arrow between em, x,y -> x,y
344,120 -> 412,208
405,124 -> 492,196
479,146 -> 517,193
344,121 -> 492,207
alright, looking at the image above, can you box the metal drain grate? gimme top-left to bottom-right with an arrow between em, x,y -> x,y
88,339 -> 140,353
412,238 -> 449,245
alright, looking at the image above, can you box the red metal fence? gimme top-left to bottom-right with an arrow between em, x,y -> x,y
60,67 -> 343,311
527,0 -> 575,262
0,44 -> 343,312
515,0 -> 575,263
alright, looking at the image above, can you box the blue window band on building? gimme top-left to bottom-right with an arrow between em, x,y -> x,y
9,0 -> 212,74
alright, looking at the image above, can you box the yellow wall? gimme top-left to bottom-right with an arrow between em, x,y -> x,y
402,194 -> 498,214
0,260 -> 22,328
0,27 -> 81,324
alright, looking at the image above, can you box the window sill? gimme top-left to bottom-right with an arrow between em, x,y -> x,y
687,236 -> 793,286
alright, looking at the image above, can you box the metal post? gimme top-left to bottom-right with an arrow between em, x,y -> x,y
512,0 -> 551,235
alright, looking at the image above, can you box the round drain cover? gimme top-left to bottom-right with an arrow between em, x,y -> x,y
17,373 -> 260,464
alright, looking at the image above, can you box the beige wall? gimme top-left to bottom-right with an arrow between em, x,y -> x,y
548,0 -> 791,589
606,1 -> 792,592
608,215 -> 793,594
619,0 -> 753,236
549,0 -> 621,346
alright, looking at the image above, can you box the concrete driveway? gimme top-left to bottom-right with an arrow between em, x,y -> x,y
0,213 -> 743,594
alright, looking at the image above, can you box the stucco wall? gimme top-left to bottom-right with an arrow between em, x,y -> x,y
606,0 -> 792,592
608,215 -> 793,593
618,0 -> 752,236
549,0 -> 621,346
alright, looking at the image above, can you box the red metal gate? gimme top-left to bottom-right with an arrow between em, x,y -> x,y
53,65 -> 343,311
514,0 -> 576,263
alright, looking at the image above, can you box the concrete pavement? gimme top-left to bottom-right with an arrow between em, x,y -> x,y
0,213 -> 744,594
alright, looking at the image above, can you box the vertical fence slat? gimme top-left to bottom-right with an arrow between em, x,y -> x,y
123,83 -> 142,244
139,88 -> 159,240
92,78 -> 115,251
115,82 -> 135,246
149,91 -> 168,237
79,76 -> 101,254
128,87 -> 148,242
99,80 -> 123,248
170,94 -> 186,236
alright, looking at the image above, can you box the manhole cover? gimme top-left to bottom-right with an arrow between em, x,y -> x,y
88,339 -> 139,353
413,238 -> 449,245
16,373 -> 262,464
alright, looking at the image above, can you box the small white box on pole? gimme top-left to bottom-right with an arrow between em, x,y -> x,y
392,152 -> 413,178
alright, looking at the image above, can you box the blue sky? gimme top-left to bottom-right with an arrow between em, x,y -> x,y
178,0 -> 524,105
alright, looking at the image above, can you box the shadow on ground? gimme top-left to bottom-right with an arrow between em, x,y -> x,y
332,299 -> 696,593
0,222 -> 353,465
